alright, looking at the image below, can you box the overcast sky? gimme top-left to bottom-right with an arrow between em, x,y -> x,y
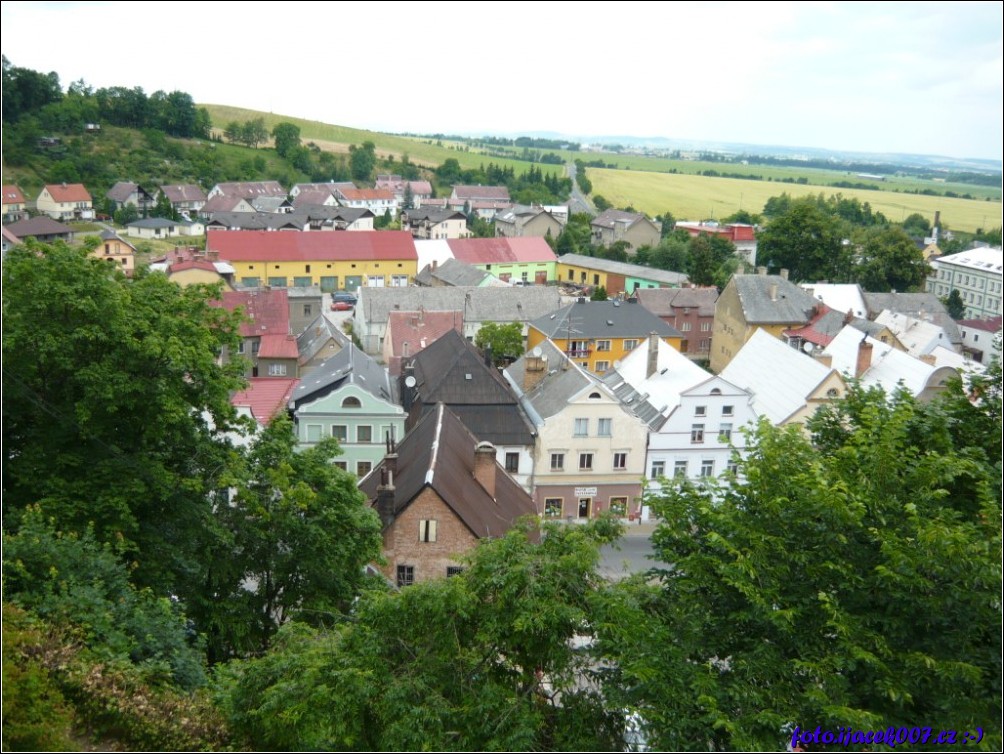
2,1 -> 1001,161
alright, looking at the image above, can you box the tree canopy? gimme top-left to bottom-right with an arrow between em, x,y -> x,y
474,322 -> 525,365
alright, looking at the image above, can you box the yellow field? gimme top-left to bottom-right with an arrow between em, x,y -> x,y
590,168 -> 1002,234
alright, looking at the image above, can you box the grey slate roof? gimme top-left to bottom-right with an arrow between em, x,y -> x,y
403,208 -> 466,224
290,342 -> 395,409
529,299 -> 682,339
504,339 -> 595,422
296,314 -> 349,365
557,253 -> 688,286
600,369 -> 666,430
205,211 -> 307,230
106,181 -> 149,203
4,216 -> 73,237
249,196 -> 293,213
862,291 -> 961,344
415,259 -> 491,287
127,217 -> 178,229
636,286 -> 717,316
358,285 -> 561,326
590,209 -> 650,229
406,330 -> 534,446
300,205 -> 374,222
731,274 -> 820,324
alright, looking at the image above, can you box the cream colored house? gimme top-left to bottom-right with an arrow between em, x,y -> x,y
590,209 -> 660,251
400,208 -> 471,240
91,230 -> 136,277
37,183 -> 93,220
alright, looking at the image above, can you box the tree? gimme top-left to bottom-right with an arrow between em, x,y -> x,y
401,182 -> 415,210
349,141 -> 376,182
223,120 -> 242,144
590,285 -> 609,301
240,118 -> 268,149
474,322 -> 525,365
2,240 -> 248,599
205,414 -> 383,659
658,211 -> 676,238
152,190 -> 179,221
902,212 -> 932,237
217,518 -> 629,751
606,383 -> 1002,751
756,199 -> 849,282
944,288 -> 967,319
271,122 -> 301,159
593,195 -> 612,211
853,225 -> 930,292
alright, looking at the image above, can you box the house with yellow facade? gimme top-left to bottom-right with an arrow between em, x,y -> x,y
556,253 -> 687,296
205,229 -> 418,292
527,298 -> 682,375
90,230 -> 136,277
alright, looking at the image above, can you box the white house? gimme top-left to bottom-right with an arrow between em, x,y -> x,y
926,245 -> 1004,320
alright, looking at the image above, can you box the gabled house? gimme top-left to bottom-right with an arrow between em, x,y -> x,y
359,403 -> 537,586
710,269 -> 821,372
159,184 -> 207,214
957,316 -> 1002,364
208,181 -> 287,200
105,181 -> 157,213
290,343 -> 405,479
3,225 -> 21,253
334,187 -> 398,218
590,209 -> 660,251
402,329 -> 536,489
503,338 -> 650,519
874,310 -> 956,358
90,230 -> 136,277
4,217 -> 74,243
494,205 -> 565,240
36,183 -> 93,220
289,181 -> 356,198
206,229 -> 418,291
285,286 -> 324,335
249,195 -> 294,214
297,314 -> 350,377
603,335 -> 757,487
291,188 -> 340,210
527,298 -> 683,375
204,211 -> 307,232
400,208 -> 471,240
925,245 -> 1003,320
213,288 -> 297,378
148,248 -> 234,288
862,291 -> 962,349
231,378 -> 300,426
300,206 -> 375,232
449,185 -> 511,204
676,222 -> 757,266
201,194 -> 257,216
2,184 -> 28,222
126,217 -> 188,239
414,258 -> 499,288
720,328 -> 846,427
447,236 -> 558,285
383,309 -> 465,376
557,253 -> 688,296
374,175 -> 434,206
353,285 -> 562,354
636,287 -> 717,360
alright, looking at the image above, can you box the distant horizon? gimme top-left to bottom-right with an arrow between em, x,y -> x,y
3,2 -> 1001,162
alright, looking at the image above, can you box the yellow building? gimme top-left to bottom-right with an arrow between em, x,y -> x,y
556,253 -> 687,296
90,231 -> 136,277
206,229 -> 418,292
527,299 -> 682,375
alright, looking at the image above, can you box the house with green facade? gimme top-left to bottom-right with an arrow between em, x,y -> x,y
289,344 -> 405,480
446,237 -> 557,285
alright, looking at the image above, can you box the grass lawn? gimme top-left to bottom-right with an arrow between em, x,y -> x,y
589,168 -> 1001,233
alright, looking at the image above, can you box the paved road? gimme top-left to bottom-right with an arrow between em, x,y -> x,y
598,521 -> 666,580
566,161 -> 594,216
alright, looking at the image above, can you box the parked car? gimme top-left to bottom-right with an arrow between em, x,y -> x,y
330,300 -> 353,311
332,292 -> 357,305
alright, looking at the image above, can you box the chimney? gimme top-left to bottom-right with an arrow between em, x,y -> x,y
646,332 -> 659,378
376,466 -> 396,528
919,353 -> 936,366
843,308 -> 854,326
856,339 -> 873,377
523,354 -> 548,392
473,441 -> 497,498
769,283 -> 778,302
779,268 -> 789,280
757,266 -> 768,276
813,352 -> 833,368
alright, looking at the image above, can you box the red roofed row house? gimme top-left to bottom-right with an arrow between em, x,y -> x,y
205,229 -> 419,292
213,288 -> 300,378
446,236 -> 558,285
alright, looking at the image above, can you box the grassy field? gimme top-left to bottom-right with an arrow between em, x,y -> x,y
589,168 -> 1002,234
201,105 -> 564,177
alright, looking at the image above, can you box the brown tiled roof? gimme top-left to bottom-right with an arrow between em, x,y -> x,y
214,289 -> 290,337
636,287 -> 718,317
386,310 -> 465,374
452,185 -> 510,201
2,184 -> 26,204
160,184 -> 207,203
5,217 -> 74,237
44,183 -> 91,203
359,403 -> 536,538
336,187 -> 395,202
257,333 -> 299,359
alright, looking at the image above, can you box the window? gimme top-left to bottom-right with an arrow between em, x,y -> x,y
596,340 -> 611,352
356,461 -> 372,477
701,321 -> 712,332
613,452 -> 627,470
342,396 -> 361,408
419,519 -> 437,543
306,424 -> 322,442
722,405 -> 734,416
333,461 -> 348,471
610,496 -> 628,515
598,418 -> 612,436
726,460 -> 739,476
446,566 -> 464,577
650,460 -> 666,479
674,460 -> 688,478
303,304 -> 312,317
268,276 -> 287,288
241,277 -> 260,288
623,339 -> 639,350
396,565 -> 415,587
700,460 -> 715,477
505,452 -> 519,473
574,418 -> 589,436
268,363 -> 287,376
680,322 -> 692,332
550,453 -> 565,471
237,340 -> 245,354
579,452 -> 594,471
293,276 -> 312,288
719,423 -> 733,442
357,425 -> 373,443
544,498 -> 563,517
332,425 -> 347,442
695,405 -> 706,416
691,424 -> 705,443
594,360 -> 610,372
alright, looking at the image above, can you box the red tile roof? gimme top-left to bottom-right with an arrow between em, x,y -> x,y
375,178 -> 433,196
215,288 -> 290,337
336,187 -> 395,202
170,259 -> 219,274
213,181 -> 286,198
958,316 -> 1003,332
44,183 -> 91,203
2,185 -> 26,204
258,333 -> 300,359
446,236 -> 557,265
387,310 -> 465,375
206,230 -> 418,263
231,378 -> 299,424
160,184 -> 207,203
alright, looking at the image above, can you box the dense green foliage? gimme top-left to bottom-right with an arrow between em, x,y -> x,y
474,321 -> 526,365
435,158 -> 571,204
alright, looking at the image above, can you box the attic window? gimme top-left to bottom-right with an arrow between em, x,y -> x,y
465,373 -> 473,380
826,388 -> 839,398
342,396 -> 362,408
710,388 -> 722,395
589,392 -> 601,399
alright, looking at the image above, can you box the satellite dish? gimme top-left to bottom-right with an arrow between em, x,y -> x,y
532,346 -> 542,357
404,375 -> 417,387
801,341 -> 814,354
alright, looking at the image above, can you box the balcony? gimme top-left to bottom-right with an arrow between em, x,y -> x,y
565,348 -> 591,358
